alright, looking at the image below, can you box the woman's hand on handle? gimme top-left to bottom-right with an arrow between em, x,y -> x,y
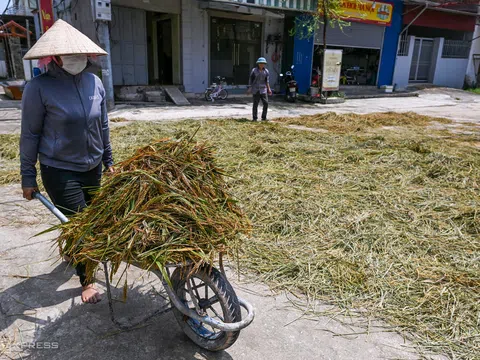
23,187 -> 39,201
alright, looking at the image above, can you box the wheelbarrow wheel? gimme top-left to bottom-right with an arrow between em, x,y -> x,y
171,265 -> 242,351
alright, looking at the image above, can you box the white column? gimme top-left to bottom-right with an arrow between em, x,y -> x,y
466,24 -> 480,87
431,38 -> 444,85
392,36 -> 415,90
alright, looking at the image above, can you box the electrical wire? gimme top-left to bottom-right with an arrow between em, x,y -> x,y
1,0 -> 11,15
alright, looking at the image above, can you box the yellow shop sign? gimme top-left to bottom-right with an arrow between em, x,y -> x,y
340,0 -> 393,26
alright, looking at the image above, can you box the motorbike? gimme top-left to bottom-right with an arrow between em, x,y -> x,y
279,65 -> 298,102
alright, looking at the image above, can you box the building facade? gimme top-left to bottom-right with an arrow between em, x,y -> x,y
46,0 -> 477,106
392,4 -> 477,90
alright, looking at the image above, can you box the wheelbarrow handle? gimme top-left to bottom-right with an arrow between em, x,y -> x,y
32,191 -> 69,224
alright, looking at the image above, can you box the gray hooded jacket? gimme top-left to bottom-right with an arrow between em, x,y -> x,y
20,63 -> 113,188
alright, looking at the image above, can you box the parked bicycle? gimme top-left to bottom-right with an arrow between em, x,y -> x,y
205,76 -> 228,102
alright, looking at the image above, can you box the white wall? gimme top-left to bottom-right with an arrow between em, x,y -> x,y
433,58 -> 469,89
181,0 -> 209,93
432,38 -> 469,89
23,59 -> 38,80
392,36 -> 414,90
466,24 -> 480,86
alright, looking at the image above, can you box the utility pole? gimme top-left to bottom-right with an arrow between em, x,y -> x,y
96,21 -> 115,110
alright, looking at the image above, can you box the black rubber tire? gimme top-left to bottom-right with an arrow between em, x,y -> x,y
171,266 -> 242,351
218,89 -> 228,100
204,90 -> 213,101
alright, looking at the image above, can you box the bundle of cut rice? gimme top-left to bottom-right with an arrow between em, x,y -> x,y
56,138 -> 251,283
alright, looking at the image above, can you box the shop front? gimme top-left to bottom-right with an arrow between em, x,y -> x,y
313,0 -> 394,87
182,0 -> 284,94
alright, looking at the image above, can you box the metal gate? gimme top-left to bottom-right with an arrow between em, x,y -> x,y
409,38 -> 434,82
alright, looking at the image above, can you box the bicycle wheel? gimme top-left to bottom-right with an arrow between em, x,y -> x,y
204,90 -> 213,101
218,89 -> 228,100
171,265 -> 241,351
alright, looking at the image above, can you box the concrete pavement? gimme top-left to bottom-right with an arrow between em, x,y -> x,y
108,88 -> 479,124
0,185 -> 446,360
1,87 -> 475,359
1,88 -> 478,135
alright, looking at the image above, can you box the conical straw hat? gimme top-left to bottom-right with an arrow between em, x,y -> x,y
23,19 -> 107,60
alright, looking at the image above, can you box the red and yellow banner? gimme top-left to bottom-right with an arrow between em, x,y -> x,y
340,0 -> 393,26
39,0 -> 54,33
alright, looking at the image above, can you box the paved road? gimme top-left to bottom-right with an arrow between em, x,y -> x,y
1,88 -> 479,135
0,186 -> 446,360
108,88 -> 479,124
1,87 -> 474,359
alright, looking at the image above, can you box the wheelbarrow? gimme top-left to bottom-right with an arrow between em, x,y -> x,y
32,192 -> 255,351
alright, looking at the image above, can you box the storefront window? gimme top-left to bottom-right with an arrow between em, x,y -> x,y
210,17 -> 262,86
313,45 -> 380,86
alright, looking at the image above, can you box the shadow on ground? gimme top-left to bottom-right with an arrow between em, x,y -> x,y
1,262 -> 233,360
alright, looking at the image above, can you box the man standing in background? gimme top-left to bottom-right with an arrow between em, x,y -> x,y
247,57 -> 272,121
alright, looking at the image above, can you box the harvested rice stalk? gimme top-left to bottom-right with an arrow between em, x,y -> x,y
55,138 -> 251,283
275,111 -> 451,133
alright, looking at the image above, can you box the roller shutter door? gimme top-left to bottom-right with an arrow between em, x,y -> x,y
314,22 -> 385,49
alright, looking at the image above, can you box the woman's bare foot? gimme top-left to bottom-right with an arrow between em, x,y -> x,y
81,284 -> 101,304
58,246 -> 71,263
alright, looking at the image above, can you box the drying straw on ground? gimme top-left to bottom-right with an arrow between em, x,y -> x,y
1,112 -> 478,359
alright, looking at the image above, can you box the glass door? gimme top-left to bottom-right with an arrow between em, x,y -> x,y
210,17 -> 262,86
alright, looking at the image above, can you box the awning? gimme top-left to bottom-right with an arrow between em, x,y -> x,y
198,1 -> 285,18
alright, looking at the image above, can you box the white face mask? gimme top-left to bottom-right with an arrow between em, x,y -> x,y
60,55 -> 88,75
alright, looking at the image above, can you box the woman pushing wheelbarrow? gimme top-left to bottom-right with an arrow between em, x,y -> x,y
20,20 -> 254,351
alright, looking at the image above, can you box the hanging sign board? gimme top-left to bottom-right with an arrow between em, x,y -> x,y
322,49 -> 343,92
39,0 -> 54,33
340,0 -> 393,26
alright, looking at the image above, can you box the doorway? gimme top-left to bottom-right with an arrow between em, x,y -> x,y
157,19 -> 173,85
409,38 -> 434,82
147,12 -> 181,86
210,17 -> 262,86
